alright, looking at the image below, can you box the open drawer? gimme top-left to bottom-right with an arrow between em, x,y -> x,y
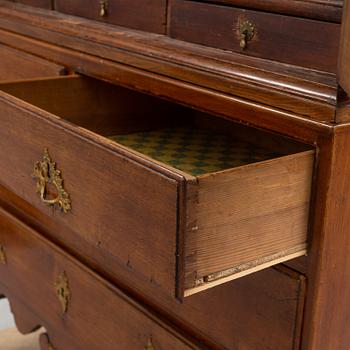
0,75 -> 314,298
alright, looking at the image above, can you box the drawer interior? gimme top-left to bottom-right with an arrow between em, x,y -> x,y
0,74 -> 314,296
0,75 -> 310,177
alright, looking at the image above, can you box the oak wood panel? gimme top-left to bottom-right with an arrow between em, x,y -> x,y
338,0 -> 350,97
0,76 -> 182,299
0,209 -> 204,350
169,0 -> 341,73
0,44 -> 64,81
301,125 -> 350,350
0,203 -> 307,350
192,0 -> 343,22
55,0 -> 167,34
0,1 -> 338,123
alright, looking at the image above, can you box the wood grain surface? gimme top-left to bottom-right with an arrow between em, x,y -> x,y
301,125 -> 350,350
184,150 -> 314,294
0,208 -> 204,350
0,1 -> 339,123
9,0 -> 51,8
191,0 -> 343,22
169,0 -> 340,73
0,44 -> 64,82
55,0 -> 167,34
0,205 -> 307,350
0,75 -> 182,298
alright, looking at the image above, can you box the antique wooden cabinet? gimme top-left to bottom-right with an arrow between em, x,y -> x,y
0,0 -> 349,349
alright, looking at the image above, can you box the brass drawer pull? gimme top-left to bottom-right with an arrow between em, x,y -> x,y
237,19 -> 255,50
144,339 -> 155,350
55,271 -> 70,314
0,245 -> 6,265
99,0 -> 108,17
33,149 -> 71,213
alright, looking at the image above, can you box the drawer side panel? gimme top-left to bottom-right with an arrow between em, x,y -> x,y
184,151 -> 314,293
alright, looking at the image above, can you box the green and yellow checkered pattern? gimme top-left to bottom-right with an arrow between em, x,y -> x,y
109,127 -> 279,176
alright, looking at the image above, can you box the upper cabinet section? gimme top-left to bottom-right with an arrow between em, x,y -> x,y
55,0 -> 167,34
169,0 -> 341,73
193,0 -> 343,22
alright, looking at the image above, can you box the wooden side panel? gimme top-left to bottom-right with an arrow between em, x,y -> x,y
302,126 -> 350,350
169,0 -> 341,73
338,0 -> 350,96
184,151 -> 314,294
0,82 -> 180,298
0,208 -> 202,350
55,0 -> 167,34
0,44 -> 64,82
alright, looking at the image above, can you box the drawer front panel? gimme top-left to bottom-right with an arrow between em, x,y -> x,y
0,77 -> 179,299
9,0 -> 51,8
169,0 -> 340,73
0,208 -> 202,350
55,0 -> 167,34
0,45 -> 64,81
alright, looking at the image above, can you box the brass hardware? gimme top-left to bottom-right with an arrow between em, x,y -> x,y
55,271 -> 70,314
144,339 -> 155,350
0,246 -> 6,265
99,0 -> 108,17
33,149 -> 71,213
237,19 -> 255,50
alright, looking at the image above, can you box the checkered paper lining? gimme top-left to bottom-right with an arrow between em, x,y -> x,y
109,127 -> 280,176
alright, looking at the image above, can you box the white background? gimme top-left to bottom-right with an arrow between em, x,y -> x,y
0,299 -> 15,330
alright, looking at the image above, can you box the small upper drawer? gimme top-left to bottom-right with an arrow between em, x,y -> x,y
169,0 -> 340,73
8,0 -> 51,8
0,75 -> 314,298
55,0 -> 167,34
0,208 -> 204,350
0,45 -> 64,81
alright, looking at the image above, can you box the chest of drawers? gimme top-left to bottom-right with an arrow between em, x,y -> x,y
0,1 -> 350,349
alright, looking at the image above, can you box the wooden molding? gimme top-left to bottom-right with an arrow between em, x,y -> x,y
0,0 -> 339,124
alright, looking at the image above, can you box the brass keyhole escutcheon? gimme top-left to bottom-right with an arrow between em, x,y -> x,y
237,20 -> 255,50
99,0 -> 108,17
144,339 -> 155,350
33,149 -> 71,213
55,271 -> 70,314
0,246 -> 6,265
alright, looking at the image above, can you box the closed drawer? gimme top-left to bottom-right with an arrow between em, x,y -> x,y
169,0 -> 340,73
0,45 -> 64,81
8,0 -> 51,8
0,75 -> 314,298
0,187 -> 307,350
0,208 -> 204,350
55,0 -> 166,34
